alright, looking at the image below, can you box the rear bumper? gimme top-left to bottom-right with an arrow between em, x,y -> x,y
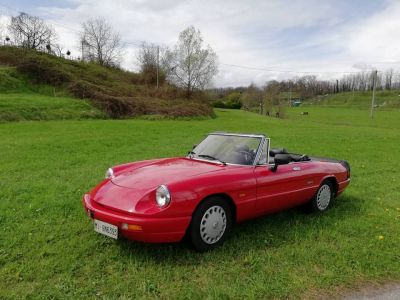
337,178 -> 350,196
82,194 -> 191,243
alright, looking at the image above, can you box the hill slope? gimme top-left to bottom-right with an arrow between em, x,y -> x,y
0,46 -> 213,120
0,66 -> 105,121
306,90 -> 400,108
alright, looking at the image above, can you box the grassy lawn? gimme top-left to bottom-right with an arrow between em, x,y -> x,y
1,108 -> 399,298
0,93 -> 105,122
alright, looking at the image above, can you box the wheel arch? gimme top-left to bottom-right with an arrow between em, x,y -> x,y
321,176 -> 339,197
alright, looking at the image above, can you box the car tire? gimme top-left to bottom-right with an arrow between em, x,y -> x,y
309,180 -> 334,212
189,197 -> 232,252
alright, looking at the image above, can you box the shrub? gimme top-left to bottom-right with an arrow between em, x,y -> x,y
17,56 -> 71,85
212,99 -> 242,109
0,68 -> 25,92
212,100 -> 225,108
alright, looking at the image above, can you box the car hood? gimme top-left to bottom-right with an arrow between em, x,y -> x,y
92,158 -> 224,214
111,157 -> 224,189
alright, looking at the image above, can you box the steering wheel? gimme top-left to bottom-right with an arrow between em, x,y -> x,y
238,150 -> 254,164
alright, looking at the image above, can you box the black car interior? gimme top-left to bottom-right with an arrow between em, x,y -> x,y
231,145 -> 311,166
232,144 -> 257,165
269,148 -> 310,164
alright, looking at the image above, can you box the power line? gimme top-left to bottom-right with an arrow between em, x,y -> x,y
2,2 -> 400,77
0,2 -> 157,49
219,62 -> 371,75
219,62 -> 400,76
0,2 -> 155,51
0,2 -> 81,34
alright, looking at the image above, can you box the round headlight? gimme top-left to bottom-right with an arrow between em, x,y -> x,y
156,185 -> 171,207
105,168 -> 114,179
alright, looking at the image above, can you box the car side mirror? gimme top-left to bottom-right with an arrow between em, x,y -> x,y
270,153 -> 291,172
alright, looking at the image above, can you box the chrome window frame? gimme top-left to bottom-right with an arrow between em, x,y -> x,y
191,132 -> 268,166
254,136 -> 271,166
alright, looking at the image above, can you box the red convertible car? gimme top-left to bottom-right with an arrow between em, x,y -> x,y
83,132 -> 350,251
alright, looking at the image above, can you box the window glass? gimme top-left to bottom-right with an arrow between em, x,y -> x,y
192,134 -> 262,165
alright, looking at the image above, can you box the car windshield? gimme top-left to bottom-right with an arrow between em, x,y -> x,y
190,134 -> 262,165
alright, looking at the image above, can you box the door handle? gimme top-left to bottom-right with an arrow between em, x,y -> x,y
292,166 -> 301,171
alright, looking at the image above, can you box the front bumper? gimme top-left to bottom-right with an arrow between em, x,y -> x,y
83,194 -> 191,243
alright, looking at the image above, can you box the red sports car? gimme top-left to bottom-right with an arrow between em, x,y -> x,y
83,132 -> 350,251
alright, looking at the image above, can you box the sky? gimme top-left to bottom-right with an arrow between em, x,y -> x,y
1,0 -> 400,87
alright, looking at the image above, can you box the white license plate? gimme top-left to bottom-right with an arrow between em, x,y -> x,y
94,219 -> 118,239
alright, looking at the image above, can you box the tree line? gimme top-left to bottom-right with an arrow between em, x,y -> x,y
211,69 -> 400,117
0,13 -> 218,98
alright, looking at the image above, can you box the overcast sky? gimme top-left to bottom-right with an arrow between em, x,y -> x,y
1,0 -> 400,87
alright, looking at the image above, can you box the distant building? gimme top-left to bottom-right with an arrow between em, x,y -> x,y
291,100 -> 302,107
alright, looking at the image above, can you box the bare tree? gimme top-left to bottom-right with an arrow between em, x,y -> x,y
264,80 -> 281,115
80,18 -> 122,67
52,43 -> 64,57
166,26 -> 218,97
8,13 -> 56,50
0,21 -> 6,44
241,84 -> 263,112
385,69 -> 393,90
137,42 -> 169,85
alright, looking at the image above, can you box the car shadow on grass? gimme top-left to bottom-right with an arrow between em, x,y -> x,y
114,193 -> 363,264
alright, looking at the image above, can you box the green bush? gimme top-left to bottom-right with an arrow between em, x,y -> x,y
0,68 -> 26,92
17,56 -> 71,86
212,99 -> 242,109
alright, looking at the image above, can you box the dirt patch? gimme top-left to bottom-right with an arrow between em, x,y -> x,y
343,282 -> 400,299
303,281 -> 400,299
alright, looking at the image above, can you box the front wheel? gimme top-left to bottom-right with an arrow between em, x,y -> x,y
309,180 -> 334,212
189,197 -> 232,252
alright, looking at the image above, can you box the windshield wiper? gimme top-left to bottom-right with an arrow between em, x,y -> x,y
198,154 -> 226,165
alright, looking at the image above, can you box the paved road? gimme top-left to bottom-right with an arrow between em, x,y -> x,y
343,283 -> 400,300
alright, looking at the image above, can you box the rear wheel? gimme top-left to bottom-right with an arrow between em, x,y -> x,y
190,197 -> 232,252
309,180 -> 333,212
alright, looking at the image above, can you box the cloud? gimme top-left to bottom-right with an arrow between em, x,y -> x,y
2,0 -> 400,86
344,0 -> 400,70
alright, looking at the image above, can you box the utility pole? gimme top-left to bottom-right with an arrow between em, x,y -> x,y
81,40 -> 84,62
156,45 -> 159,89
370,70 -> 377,119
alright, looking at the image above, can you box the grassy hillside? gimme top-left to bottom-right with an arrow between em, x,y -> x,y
0,66 -> 105,121
0,46 -> 213,119
1,108 -> 399,298
306,90 -> 400,108
0,93 -> 105,122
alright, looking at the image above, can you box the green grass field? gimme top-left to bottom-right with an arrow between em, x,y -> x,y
0,93 -> 105,122
1,107 -> 399,299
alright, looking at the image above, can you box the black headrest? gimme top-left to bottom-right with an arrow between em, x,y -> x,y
269,148 -> 288,157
